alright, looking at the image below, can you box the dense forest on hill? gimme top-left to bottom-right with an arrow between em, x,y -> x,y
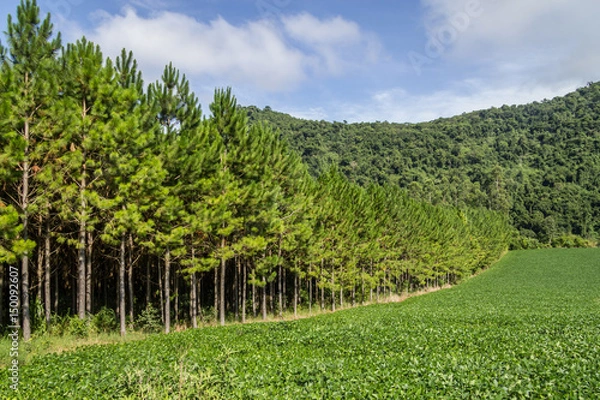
0,1 -> 510,338
246,85 -> 600,247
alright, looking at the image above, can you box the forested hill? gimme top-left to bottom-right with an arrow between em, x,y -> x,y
245,83 -> 600,247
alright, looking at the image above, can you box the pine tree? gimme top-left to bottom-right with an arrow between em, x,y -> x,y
1,0 -> 61,339
100,49 -> 164,336
147,62 -> 201,333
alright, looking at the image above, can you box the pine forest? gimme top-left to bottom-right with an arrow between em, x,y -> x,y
0,0 -> 539,340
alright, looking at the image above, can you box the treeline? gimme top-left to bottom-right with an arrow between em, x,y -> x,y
0,1 -> 511,339
246,84 -> 600,248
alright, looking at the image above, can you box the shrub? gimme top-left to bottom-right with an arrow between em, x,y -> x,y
92,307 -> 118,333
136,304 -> 162,333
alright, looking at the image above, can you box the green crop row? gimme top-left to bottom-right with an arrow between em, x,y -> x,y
2,248 -> 599,399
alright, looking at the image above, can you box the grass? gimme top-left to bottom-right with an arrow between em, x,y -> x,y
0,331 -> 150,369
2,248 -> 600,398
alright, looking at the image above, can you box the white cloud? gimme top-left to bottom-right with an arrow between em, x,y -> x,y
282,13 -> 381,75
76,7 -> 379,93
340,79 -> 581,123
87,7 -> 306,91
418,0 -> 600,83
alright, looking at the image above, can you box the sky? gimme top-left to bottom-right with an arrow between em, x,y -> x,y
1,0 -> 599,123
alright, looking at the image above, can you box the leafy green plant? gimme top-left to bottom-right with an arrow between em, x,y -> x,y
136,304 -> 162,333
3,248 -> 599,399
91,307 -> 118,333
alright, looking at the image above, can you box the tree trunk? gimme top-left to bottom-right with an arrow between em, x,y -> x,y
119,236 -> 126,336
21,119 -> 31,340
339,274 -> 344,309
174,264 -> 179,324
36,223 -> 43,309
277,263 -> 283,318
54,264 -> 59,314
164,249 -> 171,333
252,268 -> 257,318
44,219 -> 51,328
261,276 -> 267,320
308,275 -> 312,316
234,256 -> 240,321
145,260 -> 151,308
86,232 -> 93,315
77,169 -> 86,320
270,277 -> 275,317
361,264 -> 365,304
293,272 -> 298,318
190,248 -> 198,329
331,269 -> 336,312
0,261 -> 3,327
158,257 -> 164,324
127,234 -> 134,324
241,259 -> 247,323
214,264 -> 218,322
219,237 -> 226,326
277,237 -> 284,317
320,259 -> 325,310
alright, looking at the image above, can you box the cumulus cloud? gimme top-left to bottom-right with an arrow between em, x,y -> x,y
339,79 -> 581,123
418,0 -> 600,84
282,13 -> 381,75
79,7 -> 379,92
87,8 -> 306,91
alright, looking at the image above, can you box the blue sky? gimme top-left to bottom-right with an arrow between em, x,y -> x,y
1,0 -> 599,122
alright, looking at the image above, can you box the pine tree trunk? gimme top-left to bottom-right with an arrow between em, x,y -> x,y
21,119 -> 31,340
145,260 -> 151,308
293,272 -> 298,318
331,269 -> 336,312
234,256 -> 240,321
320,259 -> 325,310
190,248 -> 198,329
261,276 -> 267,320
0,262 -> 4,327
164,249 -> 171,333
36,223 -> 43,309
361,264 -> 365,304
339,266 -> 344,309
308,276 -> 312,316
214,265 -> 218,322
219,237 -> 226,326
370,260 -> 374,303
119,236 -> 126,336
54,265 -> 59,314
241,259 -> 247,323
158,257 -> 164,323
77,167 -> 87,320
127,234 -> 134,324
252,275 -> 257,318
270,278 -> 275,317
174,264 -> 179,324
44,219 -> 51,328
277,263 -> 283,318
86,232 -> 93,315
284,268 -> 288,312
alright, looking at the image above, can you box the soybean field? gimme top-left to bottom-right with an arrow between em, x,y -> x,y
3,248 -> 600,399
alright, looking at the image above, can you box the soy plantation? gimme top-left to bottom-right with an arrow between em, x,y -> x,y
3,248 -> 599,399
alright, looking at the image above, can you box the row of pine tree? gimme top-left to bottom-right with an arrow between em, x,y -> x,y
0,1 -> 511,340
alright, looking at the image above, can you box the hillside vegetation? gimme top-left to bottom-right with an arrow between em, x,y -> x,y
247,84 -> 600,247
3,248 -> 599,399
